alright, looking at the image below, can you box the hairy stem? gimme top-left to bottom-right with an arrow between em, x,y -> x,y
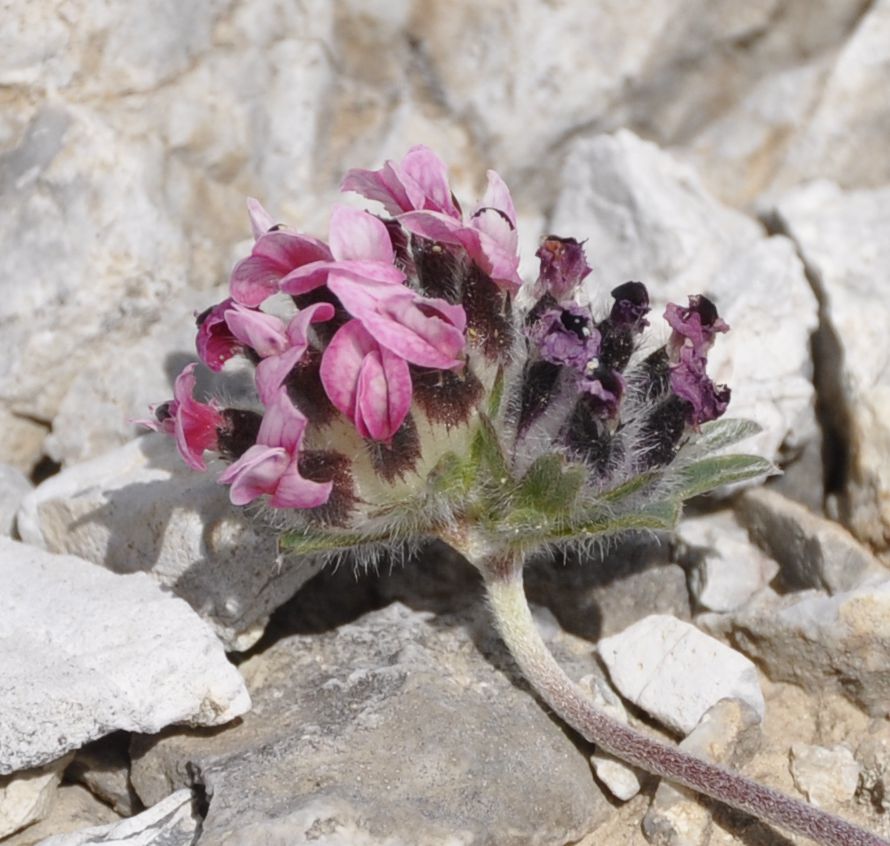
482,563 -> 887,846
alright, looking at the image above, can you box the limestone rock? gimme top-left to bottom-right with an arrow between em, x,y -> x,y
789,743 -> 860,808
769,180 -> 890,556
598,615 -> 765,735
0,464 -> 31,536
701,581 -> 890,716
131,602 -> 610,845
738,487 -> 887,593
551,131 -> 819,468
677,511 -> 778,612
37,789 -> 199,846
643,699 -> 761,846
0,537 -> 249,775
767,0 -> 890,194
1,785 -> 120,846
0,757 -> 71,840
16,435 -> 322,650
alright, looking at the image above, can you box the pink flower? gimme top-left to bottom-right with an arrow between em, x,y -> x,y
399,171 -> 522,293
319,320 -> 413,442
340,145 -> 461,219
196,298 -> 241,371
327,274 -> 466,370
230,200 -> 333,307
218,390 -> 332,508
278,205 -> 405,298
170,364 -> 224,471
245,302 -> 335,404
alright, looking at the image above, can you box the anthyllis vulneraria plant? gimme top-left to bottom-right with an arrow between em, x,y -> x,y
141,147 -> 886,846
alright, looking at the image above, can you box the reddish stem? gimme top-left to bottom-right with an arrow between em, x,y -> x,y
483,565 -> 887,846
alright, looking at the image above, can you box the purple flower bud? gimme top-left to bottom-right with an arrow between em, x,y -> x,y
528,306 -> 600,372
577,369 -> 625,419
609,281 -> 650,328
535,236 -> 592,300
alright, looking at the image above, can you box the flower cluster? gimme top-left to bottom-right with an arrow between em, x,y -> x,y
141,146 -> 733,538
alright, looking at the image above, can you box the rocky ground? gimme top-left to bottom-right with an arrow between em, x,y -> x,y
3,1 -> 890,844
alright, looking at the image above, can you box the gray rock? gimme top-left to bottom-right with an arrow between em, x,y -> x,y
769,180 -> 890,558
37,789 -> 199,846
1,784 -> 121,846
701,581 -> 890,716
0,463 -> 31,536
857,720 -> 890,813
526,538 -> 691,642
789,743 -> 860,808
643,699 -> 761,846
738,487 -> 887,593
598,615 -> 765,736
677,511 -> 778,612
131,602 -> 610,846
0,756 -> 71,839
0,537 -> 249,775
67,735 -> 142,817
16,435 -> 322,650
551,131 -> 819,469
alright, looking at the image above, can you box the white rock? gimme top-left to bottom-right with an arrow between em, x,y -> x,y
551,131 -> 819,467
0,756 -> 71,839
0,464 -> 31,537
770,180 -> 890,556
16,435 -> 322,650
680,59 -> 829,207
790,743 -> 860,808
37,789 -> 199,846
598,614 -> 765,735
579,675 -> 642,802
767,0 -> 890,194
738,487 -> 888,593
701,581 -> 890,716
0,537 -> 250,775
678,511 -> 778,612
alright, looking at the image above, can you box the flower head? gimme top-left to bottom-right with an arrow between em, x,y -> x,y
142,147 -> 756,532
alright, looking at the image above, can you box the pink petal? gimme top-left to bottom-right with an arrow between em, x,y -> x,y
329,206 -> 395,264
223,304 -> 288,358
219,444 -> 290,505
285,301 -> 336,346
354,347 -> 412,441
401,146 -> 460,218
398,210 -> 466,245
257,390 -> 309,454
279,259 -> 404,297
230,254 -> 285,307
340,162 -> 413,216
477,170 -> 516,226
319,320 -> 376,421
230,232 -> 332,306
246,198 -> 275,240
196,298 -> 239,372
172,364 -> 221,471
255,347 -> 304,406
269,463 -> 333,509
